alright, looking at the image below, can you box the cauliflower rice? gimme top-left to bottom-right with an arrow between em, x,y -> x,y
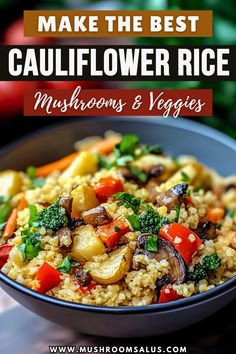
0,133 -> 236,306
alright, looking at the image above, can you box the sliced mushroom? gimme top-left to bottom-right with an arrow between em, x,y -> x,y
133,234 -> 186,285
146,164 -> 165,179
146,179 -> 160,203
59,197 -> 72,218
225,183 -> 236,191
195,221 -> 216,240
155,183 -> 188,211
56,227 -> 73,255
119,167 -> 139,181
81,206 -> 111,226
120,164 -> 164,185
72,266 -> 92,287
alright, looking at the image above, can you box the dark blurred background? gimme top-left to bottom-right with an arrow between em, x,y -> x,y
0,0 -> 235,148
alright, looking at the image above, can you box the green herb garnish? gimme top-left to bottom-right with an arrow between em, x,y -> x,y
116,155 -> 134,166
0,196 -> 10,204
115,192 -> 141,213
27,166 -> 36,180
28,205 -> 38,226
0,203 -> 11,224
114,226 -> 121,232
84,268 -> 91,274
57,255 -> 79,274
126,214 -> 141,231
57,256 -> 71,273
146,234 -> 158,252
186,189 -> 191,196
193,182 -> 203,193
173,206 -> 180,222
128,166 -> 148,183
225,208 -> 234,218
116,134 -> 139,157
26,166 -> 45,189
0,222 -> 6,231
181,171 -> 190,183
18,229 -> 41,261
139,145 -> 162,156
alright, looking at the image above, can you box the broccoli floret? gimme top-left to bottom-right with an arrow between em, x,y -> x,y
187,253 -> 221,282
203,253 -> 221,270
187,264 -> 207,282
139,210 -> 169,234
36,199 -> 68,231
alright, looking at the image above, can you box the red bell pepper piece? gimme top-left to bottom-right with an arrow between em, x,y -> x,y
0,259 -> 5,269
97,219 -> 130,248
159,223 -> 202,264
36,262 -> 61,294
78,282 -> 97,295
0,244 -> 13,261
0,244 -> 13,269
94,178 -> 124,203
184,196 -> 192,206
159,285 -> 184,303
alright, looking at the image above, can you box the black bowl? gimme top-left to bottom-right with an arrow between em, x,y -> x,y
0,117 -> 236,337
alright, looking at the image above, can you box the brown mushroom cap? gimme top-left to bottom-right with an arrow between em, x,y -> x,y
59,197 -> 72,218
155,183 -> 188,211
133,234 -> 186,285
81,206 -> 111,226
195,221 -> 216,240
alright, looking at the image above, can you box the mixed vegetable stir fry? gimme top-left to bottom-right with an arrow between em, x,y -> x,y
0,133 -> 235,305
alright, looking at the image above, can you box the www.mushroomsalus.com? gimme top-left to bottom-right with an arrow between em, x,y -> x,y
48,345 -> 188,354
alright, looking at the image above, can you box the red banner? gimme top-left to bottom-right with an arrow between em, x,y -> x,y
24,87 -> 212,117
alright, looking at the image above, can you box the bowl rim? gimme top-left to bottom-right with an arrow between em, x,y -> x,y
0,116 -> 236,314
1,270 -> 236,314
0,116 -> 236,162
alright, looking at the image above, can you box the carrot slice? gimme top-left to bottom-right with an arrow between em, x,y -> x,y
207,207 -> 225,224
36,136 -> 121,177
36,152 -> 79,177
87,136 -> 121,154
3,208 -> 18,239
17,196 -> 27,211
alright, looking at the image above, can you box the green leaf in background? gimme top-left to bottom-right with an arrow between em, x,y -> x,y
0,0 -> 15,7
118,0 -> 236,139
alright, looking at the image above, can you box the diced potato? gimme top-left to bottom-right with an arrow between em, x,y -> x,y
0,170 -> 21,197
71,225 -> 106,262
168,164 -> 200,184
160,163 -> 201,191
71,185 -> 99,218
85,245 -> 133,285
132,154 -> 176,172
60,152 -> 98,180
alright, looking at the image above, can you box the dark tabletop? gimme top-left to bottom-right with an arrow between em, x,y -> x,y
0,289 -> 235,354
